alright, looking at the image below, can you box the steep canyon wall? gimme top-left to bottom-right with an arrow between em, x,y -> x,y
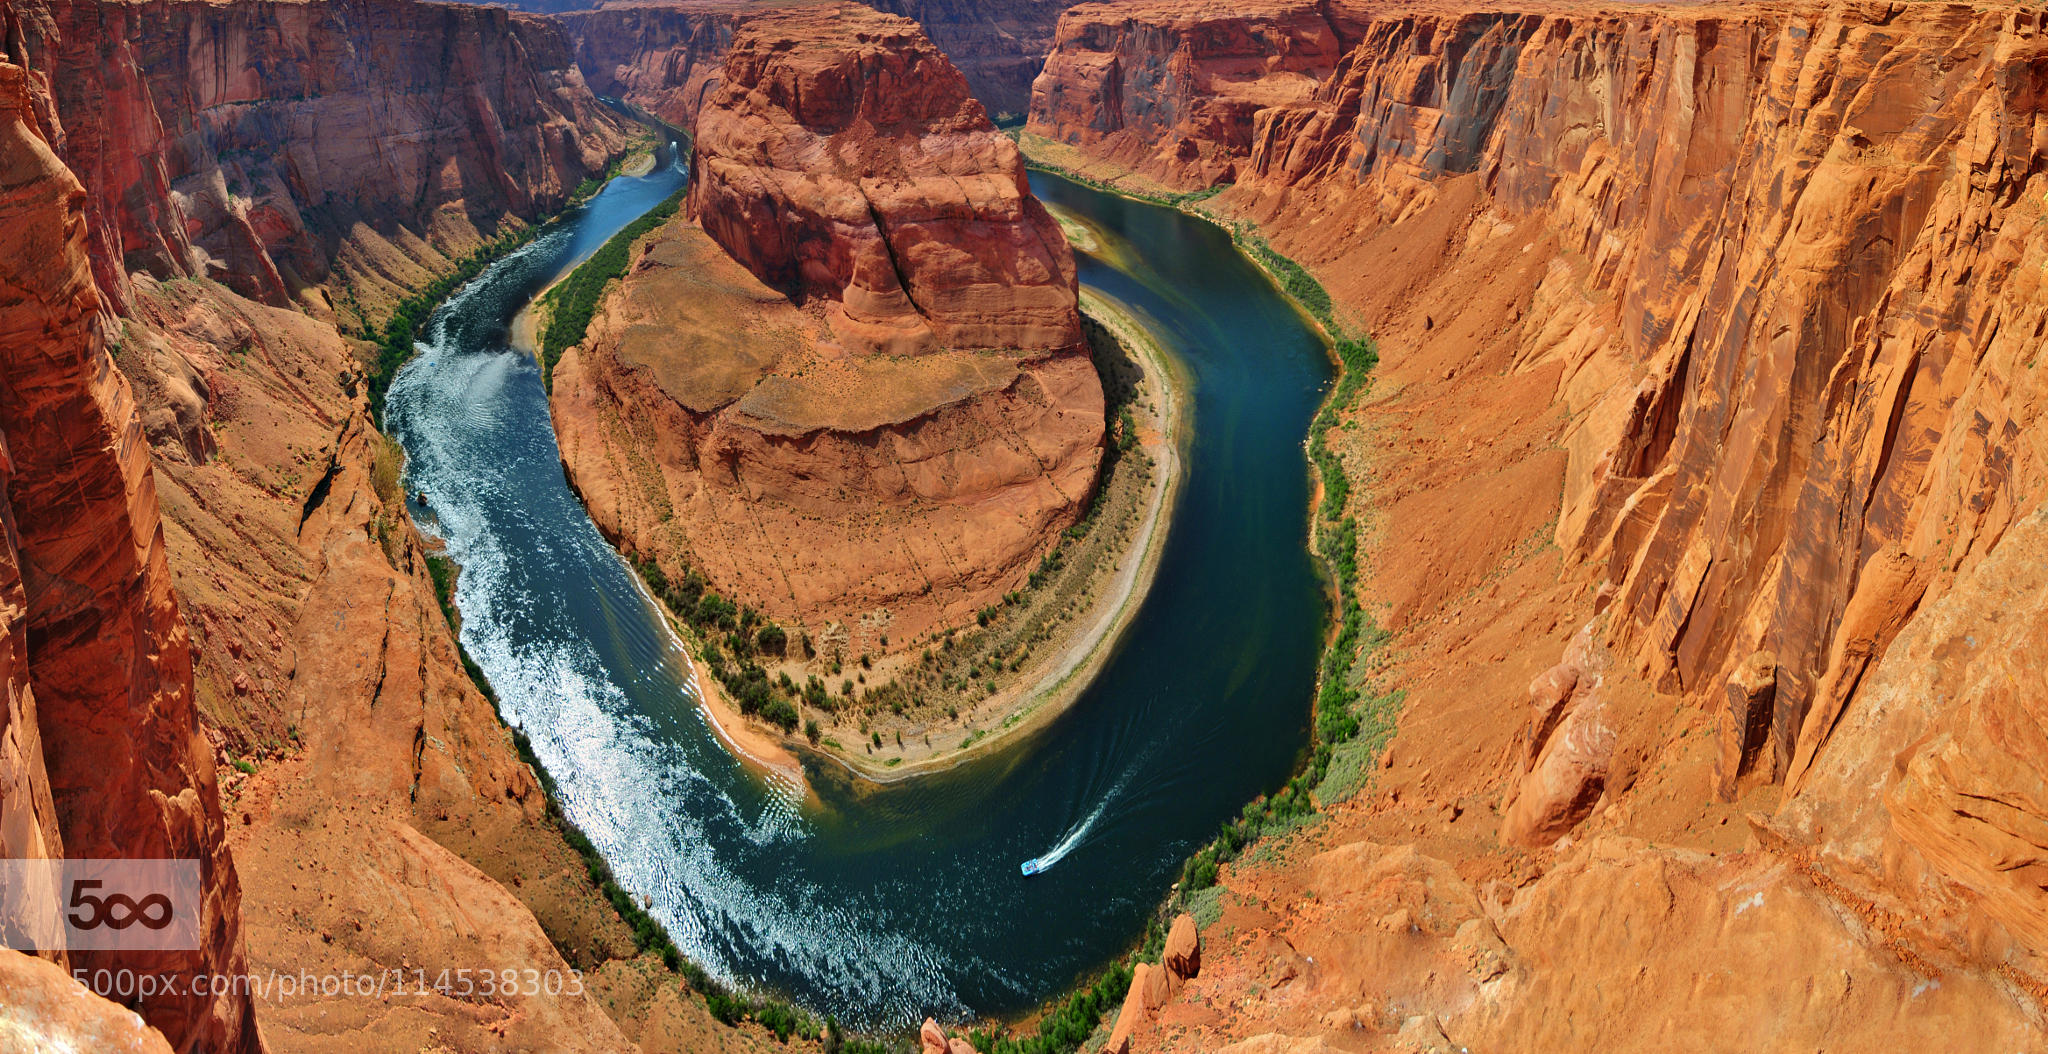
0,0 -> 750,1049
562,0 -> 1066,130
0,43 -> 257,1053
1026,0 -> 1374,190
1032,1 -> 2048,1048
14,0 -> 627,320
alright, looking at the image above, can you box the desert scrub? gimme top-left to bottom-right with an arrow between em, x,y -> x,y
370,432 -> 406,505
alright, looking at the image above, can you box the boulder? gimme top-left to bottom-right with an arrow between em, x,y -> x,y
0,950 -> 174,1053
1104,961 -> 1173,1053
1164,912 -> 1201,982
1714,651 -> 1777,799
1500,685 -> 1615,847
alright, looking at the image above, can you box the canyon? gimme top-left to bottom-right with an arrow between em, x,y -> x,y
551,4 -> 1104,651
5,0 -> 2048,1048
1025,0 -> 1374,191
0,0 -> 782,1048
1026,0 -> 2048,1049
563,0 -> 1065,125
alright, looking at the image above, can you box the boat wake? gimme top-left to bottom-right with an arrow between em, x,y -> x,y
1023,770 -> 1132,877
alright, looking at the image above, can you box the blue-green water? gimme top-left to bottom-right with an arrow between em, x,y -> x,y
383,152 -> 1333,1028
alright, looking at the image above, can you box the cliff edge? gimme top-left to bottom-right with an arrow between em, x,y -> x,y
1031,0 -> 2048,1049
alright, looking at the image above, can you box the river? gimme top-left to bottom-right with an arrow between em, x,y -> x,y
383,145 -> 1334,1028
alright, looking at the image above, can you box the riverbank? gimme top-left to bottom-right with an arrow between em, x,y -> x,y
815,288 -> 1189,783
1022,134 -> 1397,825
950,145 -> 1390,1054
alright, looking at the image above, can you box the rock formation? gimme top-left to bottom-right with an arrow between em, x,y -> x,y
0,46 -> 257,1052
1219,0 -> 2048,830
1106,912 -> 1201,1054
1026,0 -> 1368,190
865,0 -> 1069,117
563,0 -> 755,129
553,5 -> 1102,644
562,0 -> 1066,126
16,0 -> 627,320
0,949 -> 176,1053
2,0 -> 758,1048
690,5 -> 1081,357
1030,0 -> 2048,1048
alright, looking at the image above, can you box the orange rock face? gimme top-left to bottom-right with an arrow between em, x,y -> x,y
563,0 -> 755,129
563,0 -> 1067,126
17,0 -> 626,316
0,49 -> 256,1053
556,6 -> 1102,645
1030,0 -> 2048,1047
864,0 -> 1070,117
2,1 -> 738,1049
553,205 -> 1103,648
1221,2 -> 2048,799
0,949 -> 175,1053
691,5 -> 1083,357
1025,0 -> 1366,190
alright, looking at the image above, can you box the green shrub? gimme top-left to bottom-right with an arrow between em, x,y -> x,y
538,187 -> 687,386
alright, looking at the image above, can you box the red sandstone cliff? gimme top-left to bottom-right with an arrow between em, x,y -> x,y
0,47 -> 257,1053
553,5 -> 1102,648
1031,0 -> 2048,1048
562,0 -> 752,129
562,0 -> 1065,127
1025,0 -> 1370,191
15,0 -> 627,320
691,6 -> 1082,356
0,0 -> 768,1049
864,0 -> 1069,118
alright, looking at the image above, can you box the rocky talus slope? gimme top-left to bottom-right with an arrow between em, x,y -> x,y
1,0 -> 777,1049
1034,1 -> 2048,1049
552,4 -> 1102,648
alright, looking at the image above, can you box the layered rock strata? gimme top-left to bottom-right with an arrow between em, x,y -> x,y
1031,0 -> 2048,1048
562,0 -> 758,129
16,0 -> 627,320
554,5 -> 1102,646
1025,0 -> 1369,190
0,48 -> 257,1053
865,0 -> 1071,117
2,0 -> 763,1049
564,0 -> 1066,127
690,5 -> 1083,357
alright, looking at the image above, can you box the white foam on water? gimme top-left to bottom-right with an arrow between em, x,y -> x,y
384,234 -> 984,1025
